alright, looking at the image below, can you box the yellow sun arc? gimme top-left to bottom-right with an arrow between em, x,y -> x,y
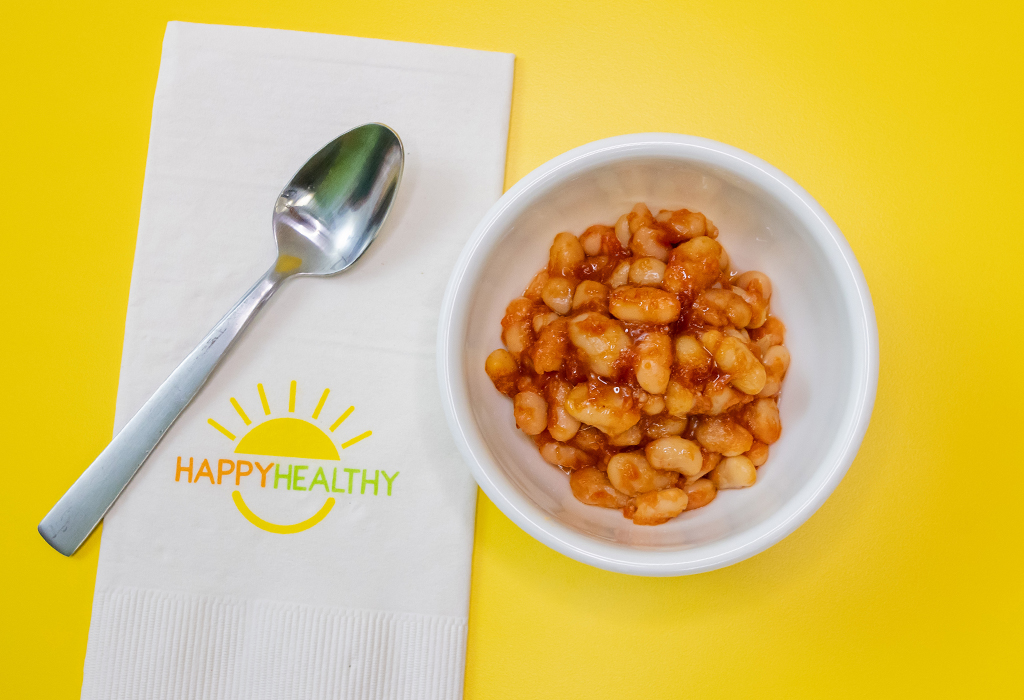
234,417 -> 340,460
232,491 -> 335,534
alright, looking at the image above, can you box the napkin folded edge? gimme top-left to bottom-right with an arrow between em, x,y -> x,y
83,586 -> 467,699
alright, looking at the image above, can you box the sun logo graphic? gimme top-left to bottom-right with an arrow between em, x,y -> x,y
174,380 -> 393,534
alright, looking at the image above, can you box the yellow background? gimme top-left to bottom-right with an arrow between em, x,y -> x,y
2,1 -> 1021,697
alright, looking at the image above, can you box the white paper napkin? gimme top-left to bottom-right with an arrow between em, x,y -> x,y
81,22 -> 513,700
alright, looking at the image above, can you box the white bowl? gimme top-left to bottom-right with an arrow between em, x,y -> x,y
438,133 -> 878,576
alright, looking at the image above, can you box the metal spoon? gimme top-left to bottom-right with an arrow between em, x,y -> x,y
38,123 -> 404,556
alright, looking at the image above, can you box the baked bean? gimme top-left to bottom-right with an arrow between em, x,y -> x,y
763,344 -> 790,376
694,416 -> 753,456
501,321 -> 530,358
722,289 -> 753,327
746,440 -> 769,467
614,214 -> 632,248
607,260 -> 631,288
580,227 -> 603,256
642,413 -> 688,439
663,236 -> 722,296
723,326 -> 751,343
674,334 -> 713,373
502,296 -> 535,323
607,452 -> 678,495
732,285 -> 768,329
582,254 -> 616,281
485,349 -> 519,396
500,297 -> 536,359
548,231 -> 586,277
656,208 -> 708,242
690,451 -> 721,483
608,424 -> 643,446
541,276 -> 576,315
608,286 -> 681,323
546,379 -> 581,442
516,375 -> 542,394
567,312 -> 633,377
524,269 -> 549,301
571,280 -> 610,313
632,488 -> 688,525
683,478 -> 717,510
759,344 -> 790,397
626,204 -> 671,261
713,336 -> 767,395
579,224 -> 622,257
630,225 -> 672,261
570,426 -> 608,454
626,202 -> 655,233
679,234 -> 721,261
532,310 -> 559,333
711,455 -> 757,489
645,436 -> 703,476
700,328 -> 724,354
692,288 -> 752,328
528,318 -> 569,373
751,316 -> 785,354
490,205 -> 789,524
744,398 -> 781,444
736,270 -> 772,300
539,440 -> 596,470
635,332 -> 673,394
704,383 -> 747,415
666,380 -> 696,417
689,391 -> 712,415
564,382 -> 642,436
628,256 -> 667,286
513,391 -> 548,435
570,467 -> 630,508
759,376 -> 781,398
642,394 -> 666,415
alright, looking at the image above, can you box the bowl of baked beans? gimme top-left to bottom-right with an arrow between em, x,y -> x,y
438,133 -> 877,576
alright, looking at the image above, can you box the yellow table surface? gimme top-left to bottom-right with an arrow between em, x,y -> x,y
3,1 -> 1021,697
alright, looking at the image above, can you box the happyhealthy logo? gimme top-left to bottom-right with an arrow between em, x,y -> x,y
174,380 -> 396,534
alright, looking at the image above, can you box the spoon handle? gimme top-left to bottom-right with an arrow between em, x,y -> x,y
38,263 -> 289,556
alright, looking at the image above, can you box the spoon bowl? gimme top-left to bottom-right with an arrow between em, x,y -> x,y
274,123 -> 403,276
39,123 -> 405,556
